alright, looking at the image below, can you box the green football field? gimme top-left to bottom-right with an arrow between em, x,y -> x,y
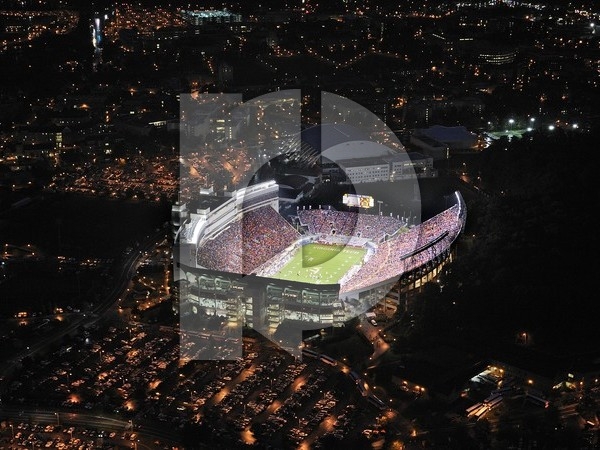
273,243 -> 366,285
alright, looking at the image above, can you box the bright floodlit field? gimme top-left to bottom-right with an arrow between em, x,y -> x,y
272,243 -> 366,285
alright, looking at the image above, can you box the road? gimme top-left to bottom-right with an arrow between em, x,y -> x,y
0,230 -> 175,446
357,317 -> 390,361
0,230 -> 166,392
0,405 -> 179,447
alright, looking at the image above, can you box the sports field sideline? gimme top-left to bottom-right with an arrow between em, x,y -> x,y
272,243 -> 366,285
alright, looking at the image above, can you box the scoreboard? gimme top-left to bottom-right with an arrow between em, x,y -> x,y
343,194 -> 374,208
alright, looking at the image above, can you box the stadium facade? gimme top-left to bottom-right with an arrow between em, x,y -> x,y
173,180 -> 466,342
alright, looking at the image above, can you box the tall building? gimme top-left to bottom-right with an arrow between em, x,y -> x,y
180,10 -> 242,26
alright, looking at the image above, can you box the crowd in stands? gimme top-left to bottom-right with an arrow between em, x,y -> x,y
195,197 -> 465,292
315,234 -> 369,247
197,205 -> 299,274
341,204 -> 464,293
254,243 -> 299,277
297,209 -> 403,242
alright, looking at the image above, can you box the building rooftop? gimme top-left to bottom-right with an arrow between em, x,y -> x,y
407,152 -> 430,161
411,133 -> 447,148
301,123 -> 370,153
418,125 -> 477,147
323,140 -> 395,162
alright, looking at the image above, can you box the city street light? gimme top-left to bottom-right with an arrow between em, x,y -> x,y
548,124 -> 555,131
55,412 -> 60,426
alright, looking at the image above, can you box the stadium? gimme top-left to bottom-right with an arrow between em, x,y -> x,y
173,179 -> 466,339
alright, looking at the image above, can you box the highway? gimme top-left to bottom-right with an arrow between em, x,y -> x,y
357,316 -> 390,361
0,230 -> 166,394
0,230 -> 164,382
0,405 -> 179,446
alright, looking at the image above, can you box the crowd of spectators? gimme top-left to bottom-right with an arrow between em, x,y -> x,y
254,243 -> 299,277
341,204 -> 464,293
197,206 -> 299,274
195,196 -> 465,293
297,209 -> 404,242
